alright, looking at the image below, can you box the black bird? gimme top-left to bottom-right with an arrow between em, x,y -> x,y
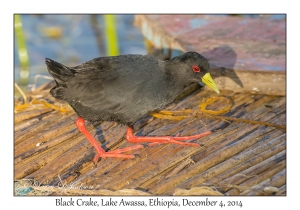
46,52 -> 219,163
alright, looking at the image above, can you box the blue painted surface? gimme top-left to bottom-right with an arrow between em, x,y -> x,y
270,14 -> 286,20
243,14 -> 285,20
238,19 -> 248,25
189,18 -> 207,29
253,62 -> 282,71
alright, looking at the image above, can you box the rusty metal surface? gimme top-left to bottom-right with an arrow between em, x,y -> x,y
134,15 -> 286,95
14,83 -> 286,196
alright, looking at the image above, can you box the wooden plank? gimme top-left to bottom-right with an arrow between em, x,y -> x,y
134,15 -> 286,95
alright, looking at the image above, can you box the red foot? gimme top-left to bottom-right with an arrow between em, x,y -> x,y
126,127 -> 211,147
76,117 -> 143,164
76,117 -> 212,164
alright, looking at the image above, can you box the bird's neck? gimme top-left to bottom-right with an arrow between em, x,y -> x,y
164,60 -> 193,89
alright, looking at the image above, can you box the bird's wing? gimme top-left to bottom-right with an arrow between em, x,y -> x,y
65,56 -> 170,123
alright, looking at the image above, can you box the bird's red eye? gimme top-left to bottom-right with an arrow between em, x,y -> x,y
192,65 -> 201,72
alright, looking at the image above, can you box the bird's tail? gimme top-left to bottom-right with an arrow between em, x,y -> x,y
45,58 -> 73,100
45,58 -> 73,84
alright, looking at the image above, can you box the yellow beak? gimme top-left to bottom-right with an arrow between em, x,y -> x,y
202,73 -> 220,94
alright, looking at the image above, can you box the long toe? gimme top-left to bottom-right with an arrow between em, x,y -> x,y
93,154 -> 101,165
101,152 -> 136,159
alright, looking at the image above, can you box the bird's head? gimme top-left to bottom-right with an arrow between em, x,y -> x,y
178,52 -> 219,94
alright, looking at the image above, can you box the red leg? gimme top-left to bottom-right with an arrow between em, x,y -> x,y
76,117 -> 144,163
126,127 -> 211,147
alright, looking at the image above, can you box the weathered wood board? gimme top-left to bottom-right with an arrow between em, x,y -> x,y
134,15 -> 286,95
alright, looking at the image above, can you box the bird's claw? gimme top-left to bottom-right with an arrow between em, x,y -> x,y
142,143 -> 150,148
93,154 -> 101,166
134,154 -> 141,158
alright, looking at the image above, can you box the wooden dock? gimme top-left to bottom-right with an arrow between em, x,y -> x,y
14,82 -> 285,196
14,15 -> 286,196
